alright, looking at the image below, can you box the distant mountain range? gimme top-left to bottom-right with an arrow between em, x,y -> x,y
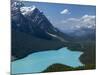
64,27 -> 96,41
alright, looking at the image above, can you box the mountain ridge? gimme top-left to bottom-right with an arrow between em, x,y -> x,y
11,1 -> 72,59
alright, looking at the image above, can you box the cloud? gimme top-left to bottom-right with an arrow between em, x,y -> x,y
55,14 -> 96,31
81,15 -> 96,24
60,9 -> 70,15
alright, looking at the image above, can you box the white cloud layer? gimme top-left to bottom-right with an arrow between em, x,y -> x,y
55,14 -> 96,31
60,9 -> 70,15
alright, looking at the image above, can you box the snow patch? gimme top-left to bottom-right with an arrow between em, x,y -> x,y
20,5 -> 36,15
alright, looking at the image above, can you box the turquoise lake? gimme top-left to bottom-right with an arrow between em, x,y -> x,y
11,47 -> 84,74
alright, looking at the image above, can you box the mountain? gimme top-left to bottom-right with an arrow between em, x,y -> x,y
11,1 -> 96,66
72,27 -> 95,41
11,1 -> 72,60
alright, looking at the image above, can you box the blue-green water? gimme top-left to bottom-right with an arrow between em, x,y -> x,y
11,47 -> 84,74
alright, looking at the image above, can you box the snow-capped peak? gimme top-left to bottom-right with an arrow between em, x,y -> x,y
20,5 -> 36,15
